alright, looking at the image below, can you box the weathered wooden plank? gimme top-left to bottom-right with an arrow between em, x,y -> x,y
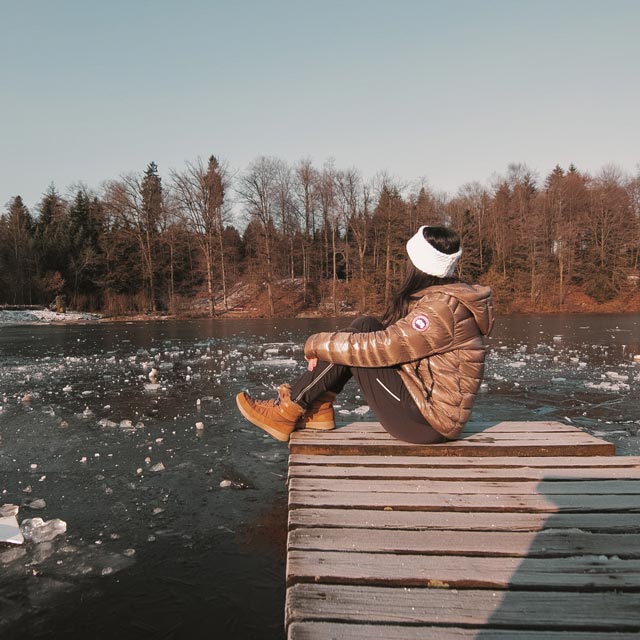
286,550 -> 640,589
461,422 -> 593,434
293,431 -> 605,442
330,421 -> 583,434
288,527 -> 640,558
289,420 -> 616,457
286,583 -> 640,629
289,489 -> 640,512
289,622 -> 640,640
288,508 -> 640,533
289,464 -> 640,480
289,477 -> 640,495
289,440 -> 615,457
289,454 -> 640,468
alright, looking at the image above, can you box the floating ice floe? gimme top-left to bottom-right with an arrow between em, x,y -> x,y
352,405 -> 370,415
258,357 -> 298,367
338,405 -> 370,416
26,498 -> 46,510
605,371 -> 628,382
585,381 -> 630,392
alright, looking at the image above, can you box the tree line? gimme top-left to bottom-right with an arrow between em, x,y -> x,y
1,157 -> 639,316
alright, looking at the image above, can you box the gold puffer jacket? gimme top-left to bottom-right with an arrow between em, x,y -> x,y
304,283 -> 494,439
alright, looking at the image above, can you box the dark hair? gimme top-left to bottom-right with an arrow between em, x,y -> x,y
381,226 -> 461,327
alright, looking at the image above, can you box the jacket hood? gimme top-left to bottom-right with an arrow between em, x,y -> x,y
415,283 -> 494,336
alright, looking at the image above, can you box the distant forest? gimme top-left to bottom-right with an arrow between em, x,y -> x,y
1,156 -> 639,316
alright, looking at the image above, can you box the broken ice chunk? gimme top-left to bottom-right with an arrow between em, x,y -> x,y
20,517 -> 67,544
0,516 -> 24,545
26,499 -> 46,510
0,504 -> 19,518
352,405 -> 370,415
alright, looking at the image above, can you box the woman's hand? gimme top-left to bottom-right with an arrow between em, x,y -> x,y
305,356 -> 318,372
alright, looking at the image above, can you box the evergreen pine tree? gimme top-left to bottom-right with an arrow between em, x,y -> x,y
140,162 -> 162,310
33,185 -> 69,299
4,196 -> 35,304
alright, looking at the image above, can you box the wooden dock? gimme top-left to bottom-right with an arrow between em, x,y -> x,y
285,421 -> 640,639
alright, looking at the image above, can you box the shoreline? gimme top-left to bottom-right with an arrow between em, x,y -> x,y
2,305 -> 640,327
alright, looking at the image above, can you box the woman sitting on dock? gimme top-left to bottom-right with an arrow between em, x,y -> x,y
236,226 -> 494,444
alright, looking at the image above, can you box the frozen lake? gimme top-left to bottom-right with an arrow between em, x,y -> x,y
1,314 -> 639,639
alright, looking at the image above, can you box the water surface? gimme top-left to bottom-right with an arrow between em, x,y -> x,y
0,314 -> 638,639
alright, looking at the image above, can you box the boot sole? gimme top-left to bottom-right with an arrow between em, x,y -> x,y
235,393 -> 292,442
298,420 -> 336,430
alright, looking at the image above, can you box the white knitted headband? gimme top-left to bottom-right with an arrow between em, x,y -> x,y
406,226 -> 462,277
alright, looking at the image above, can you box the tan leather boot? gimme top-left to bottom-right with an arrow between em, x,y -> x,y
296,391 -> 337,430
236,384 -> 304,442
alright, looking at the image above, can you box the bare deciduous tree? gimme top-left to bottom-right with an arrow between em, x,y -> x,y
103,164 -> 162,311
171,156 -> 229,316
236,156 -> 280,316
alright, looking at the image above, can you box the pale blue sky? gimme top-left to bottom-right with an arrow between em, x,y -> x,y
1,0 -> 638,213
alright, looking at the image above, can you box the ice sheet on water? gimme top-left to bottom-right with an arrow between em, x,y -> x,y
533,406 -> 557,416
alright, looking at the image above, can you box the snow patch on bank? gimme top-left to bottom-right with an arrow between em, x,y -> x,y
0,309 -> 101,325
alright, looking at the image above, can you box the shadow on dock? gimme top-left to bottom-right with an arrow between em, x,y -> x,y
472,476 -> 640,639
